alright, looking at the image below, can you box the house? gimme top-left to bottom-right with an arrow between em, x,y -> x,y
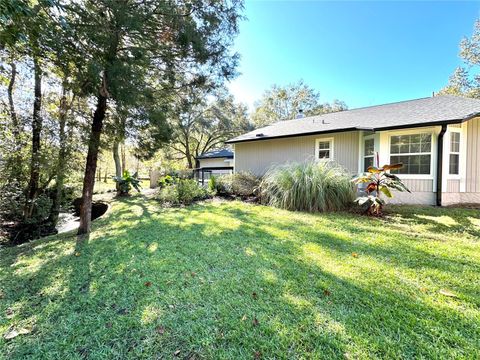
195,149 -> 234,184
226,95 -> 480,206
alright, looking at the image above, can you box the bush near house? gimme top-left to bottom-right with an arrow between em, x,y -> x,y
260,161 -> 355,212
157,174 -> 176,189
157,179 -> 211,205
214,172 -> 260,197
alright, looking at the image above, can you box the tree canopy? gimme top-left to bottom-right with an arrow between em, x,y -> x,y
251,80 -> 347,127
0,0 -> 245,238
439,18 -> 480,98
169,88 -> 252,168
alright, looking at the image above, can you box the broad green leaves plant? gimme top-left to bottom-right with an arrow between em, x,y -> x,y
352,163 -> 410,216
113,171 -> 141,196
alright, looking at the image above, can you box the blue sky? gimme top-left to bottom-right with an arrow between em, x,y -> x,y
227,1 -> 480,110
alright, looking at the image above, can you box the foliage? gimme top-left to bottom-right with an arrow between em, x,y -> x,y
1,197 -> 479,357
0,181 -> 26,222
167,169 -> 194,180
214,172 -> 260,197
208,175 -> 217,193
157,179 -> 211,205
113,171 -> 141,196
260,161 -> 355,212
1,0 -> 245,235
158,175 -> 176,189
45,184 -> 78,211
169,89 -> 252,168
352,164 -> 410,216
251,80 -> 348,127
439,18 -> 480,98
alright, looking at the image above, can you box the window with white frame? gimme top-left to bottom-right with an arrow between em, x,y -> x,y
389,133 -> 432,175
363,137 -> 375,171
315,138 -> 333,160
449,131 -> 460,175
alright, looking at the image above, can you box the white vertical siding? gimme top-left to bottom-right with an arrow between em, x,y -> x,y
402,179 -> 434,192
446,179 -> 460,193
198,158 -> 232,168
466,117 -> 480,193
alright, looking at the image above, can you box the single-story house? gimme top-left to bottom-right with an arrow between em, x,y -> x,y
195,149 -> 234,183
226,95 -> 480,206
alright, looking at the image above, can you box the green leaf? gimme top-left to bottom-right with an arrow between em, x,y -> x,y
379,185 -> 393,198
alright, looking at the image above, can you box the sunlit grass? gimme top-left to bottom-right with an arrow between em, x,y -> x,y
0,197 -> 479,359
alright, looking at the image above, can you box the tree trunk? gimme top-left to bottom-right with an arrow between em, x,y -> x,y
184,134 -> 193,169
48,85 -> 68,226
24,58 -> 43,220
78,94 -> 107,235
113,140 -> 122,192
120,143 -> 126,173
8,62 -> 20,145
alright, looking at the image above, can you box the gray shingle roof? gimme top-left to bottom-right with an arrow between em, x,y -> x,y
226,95 -> 480,144
196,149 -> 233,159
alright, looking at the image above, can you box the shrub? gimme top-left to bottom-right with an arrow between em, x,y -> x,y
158,174 -> 176,188
113,171 -> 141,195
45,184 -> 79,210
0,181 -> 26,222
260,161 -> 355,212
215,172 -> 260,197
352,163 -> 410,216
158,179 -> 211,205
208,175 -> 217,193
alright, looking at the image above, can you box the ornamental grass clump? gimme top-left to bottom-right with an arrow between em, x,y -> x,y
260,161 -> 355,212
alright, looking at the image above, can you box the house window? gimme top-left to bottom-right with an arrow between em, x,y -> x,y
363,138 -> 375,171
315,138 -> 333,160
449,131 -> 460,175
389,133 -> 432,175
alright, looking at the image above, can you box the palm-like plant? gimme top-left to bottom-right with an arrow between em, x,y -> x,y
113,171 -> 141,196
352,163 -> 410,216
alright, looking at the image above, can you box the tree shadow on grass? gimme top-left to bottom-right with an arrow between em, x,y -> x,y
385,205 -> 480,239
0,199 -> 479,358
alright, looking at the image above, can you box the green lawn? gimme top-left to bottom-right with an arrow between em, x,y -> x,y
92,179 -> 150,194
1,197 -> 479,359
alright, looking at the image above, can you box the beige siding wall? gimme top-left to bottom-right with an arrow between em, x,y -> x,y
198,158 -> 232,168
234,131 -> 359,176
466,117 -> 480,193
402,179 -> 433,192
234,118 -> 480,205
446,179 -> 460,193
388,192 -> 436,205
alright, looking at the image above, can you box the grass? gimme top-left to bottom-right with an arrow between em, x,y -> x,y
0,196 -> 479,359
92,179 -> 150,194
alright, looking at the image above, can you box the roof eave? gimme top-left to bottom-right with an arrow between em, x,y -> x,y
226,114 -> 480,144
225,127 -> 360,144
195,155 -> 234,160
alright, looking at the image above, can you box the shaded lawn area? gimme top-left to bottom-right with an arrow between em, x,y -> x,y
92,179 -> 150,194
0,197 -> 479,359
